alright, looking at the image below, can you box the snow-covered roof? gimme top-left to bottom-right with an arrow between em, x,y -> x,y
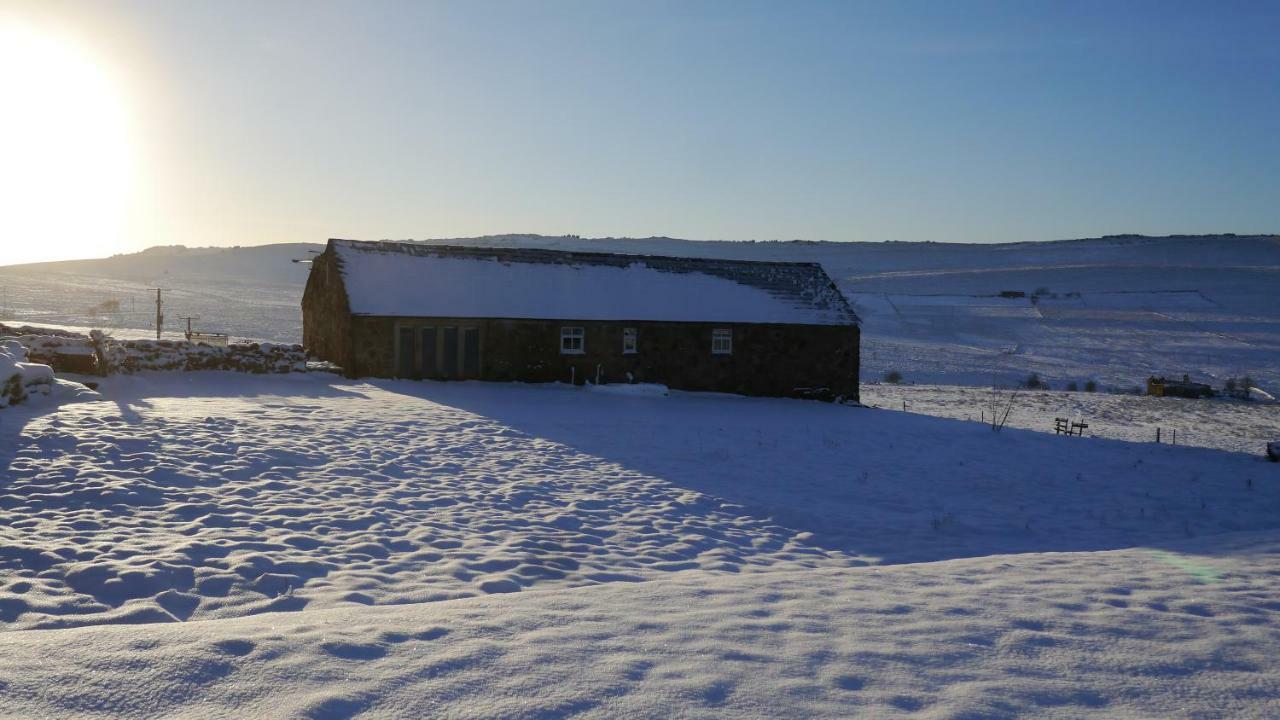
329,240 -> 859,326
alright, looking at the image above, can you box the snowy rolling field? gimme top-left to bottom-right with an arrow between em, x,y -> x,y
2,234 -> 1277,390
862,383 -> 1280,455
2,373 -> 1280,716
3,532 -> 1279,719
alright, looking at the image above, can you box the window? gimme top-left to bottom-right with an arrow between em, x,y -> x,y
712,328 -> 732,355
560,326 -> 585,354
622,327 -> 637,354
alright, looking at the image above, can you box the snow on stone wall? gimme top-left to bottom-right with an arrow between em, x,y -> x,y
16,333 -> 100,373
0,339 -> 54,408
1,324 -> 306,377
112,338 -> 306,374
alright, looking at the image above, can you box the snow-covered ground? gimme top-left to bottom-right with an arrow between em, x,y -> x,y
863,383 -> 1280,455
2,373 -> 1279,716
2,234 -> 1277,390
4,531 -> 1279,719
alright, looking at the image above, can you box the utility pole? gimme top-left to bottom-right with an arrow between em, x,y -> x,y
150,288 -> 165,340
179,315 -> 200,341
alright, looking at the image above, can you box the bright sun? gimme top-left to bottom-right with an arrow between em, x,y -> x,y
0,22 -> 133,266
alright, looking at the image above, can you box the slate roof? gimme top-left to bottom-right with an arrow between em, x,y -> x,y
329,239 -> 859,326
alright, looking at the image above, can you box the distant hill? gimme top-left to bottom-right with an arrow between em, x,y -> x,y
3,243 -> 321,284
1,234 -> 1277,389
6,233 -> 1278,287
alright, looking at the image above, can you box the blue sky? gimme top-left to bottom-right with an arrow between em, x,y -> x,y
2,1 -> 1277,262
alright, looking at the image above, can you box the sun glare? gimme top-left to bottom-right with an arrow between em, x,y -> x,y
0,22 -> 133,266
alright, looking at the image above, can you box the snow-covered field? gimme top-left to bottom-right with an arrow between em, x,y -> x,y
863,383 -> 1280,455
3,372 -> 1279,716
3,234 -> 1279,716
0,243 -> 315,344
2,234 -> 1277,390
5,532 -> 1280,719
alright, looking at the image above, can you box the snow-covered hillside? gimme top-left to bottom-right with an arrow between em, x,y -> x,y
0,244 -> 315,343
1,373 -> 1278,717
1,234 -> 1277,388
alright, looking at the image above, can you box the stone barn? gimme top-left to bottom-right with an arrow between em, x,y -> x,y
302,239 -> 860,401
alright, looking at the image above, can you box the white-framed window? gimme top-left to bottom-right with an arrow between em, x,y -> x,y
712,328 -> 733,355
560,326 -> 585,354
622,327 -> 637,354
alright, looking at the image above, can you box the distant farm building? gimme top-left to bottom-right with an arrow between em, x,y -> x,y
1147,375 -> 1214,399
302,239 -> 860,401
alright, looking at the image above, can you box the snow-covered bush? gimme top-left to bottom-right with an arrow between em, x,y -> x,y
90,329 -> 122,374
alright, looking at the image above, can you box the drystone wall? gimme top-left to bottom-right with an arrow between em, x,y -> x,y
0,324 -> 306,376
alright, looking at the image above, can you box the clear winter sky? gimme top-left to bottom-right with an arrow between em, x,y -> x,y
1,0 -> 1277,265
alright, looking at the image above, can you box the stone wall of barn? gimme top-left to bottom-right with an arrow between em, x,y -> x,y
346,316 -> 859,402
301,249 -> 355,371
348,316 -> 397,379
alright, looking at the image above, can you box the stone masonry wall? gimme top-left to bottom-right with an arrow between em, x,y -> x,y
348,316 -> 859,402
301,247 -> 355,371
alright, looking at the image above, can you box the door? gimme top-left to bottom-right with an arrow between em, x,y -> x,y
420,327 -> 437,378
462,327 -> 480,378
397,326 -> 415,378
441,327 -> 458,378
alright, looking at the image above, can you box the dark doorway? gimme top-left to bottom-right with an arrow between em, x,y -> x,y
462,327 -> 480,377
420,327 -> 437,378
442,327 -> 459,378
397,326 -> 415,378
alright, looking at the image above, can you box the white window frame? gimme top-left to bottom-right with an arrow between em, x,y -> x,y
622,327 -> 637,354
712,328 -> 733,355
560,326 -> 585,355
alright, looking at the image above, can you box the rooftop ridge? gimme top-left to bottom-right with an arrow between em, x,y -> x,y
329,238 -> 827,270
